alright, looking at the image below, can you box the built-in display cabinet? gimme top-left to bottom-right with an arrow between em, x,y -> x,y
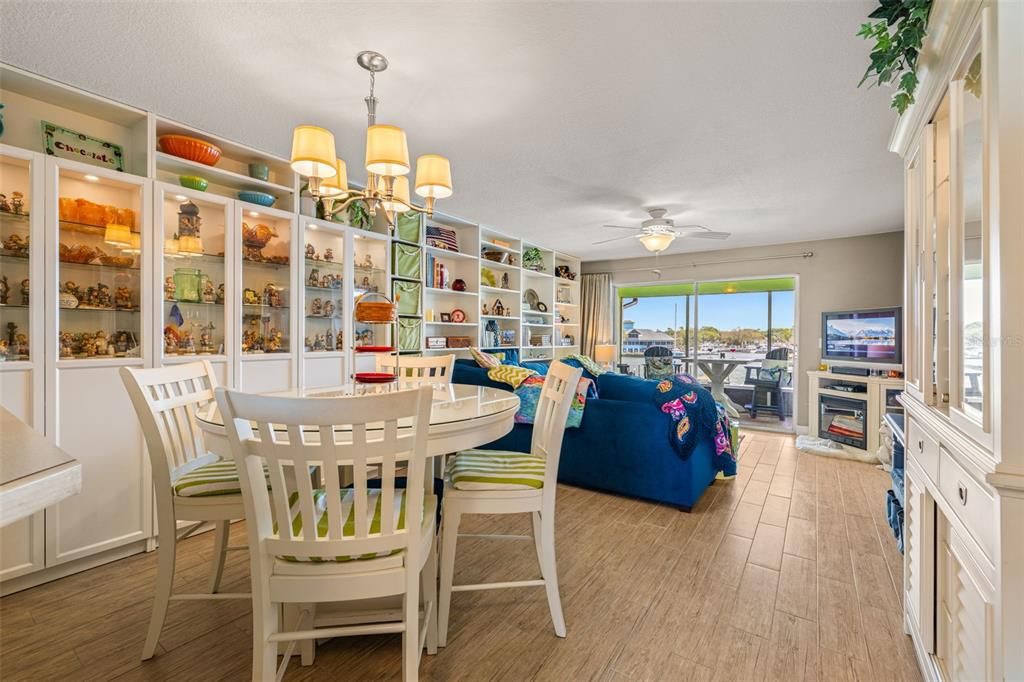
890,1 -> 1023,679
0,62 -> 581,593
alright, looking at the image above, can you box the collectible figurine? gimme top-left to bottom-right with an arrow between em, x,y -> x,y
0,194 -> 9,212
481,302 -> 490,315
20,278 -> 29,305
2,233 -> 28,257
60,332 -> 73,358
10,192 -> 24,215
0,275 -> 8,305
492,299 -> 505,316
322,300 -> 335,317
329,274 -> 343,289
97,283 -> 112,308
360,253 -> 374,269
0,339 -> 8,359
312,333 -> 325,352
308,268 -> 320,287
310,297 -> 323,316
182,331 -> 196,354
325,329 -> 334,350
177,200 -> 202,242
64,281 -> 82,303
215,283 -> 226,305
94,331 -> 108,355
263,283 -> 282,307
6,322 -> 16,347
115,286 -> 132,309
106,340 -> 116,356
323,248 -> 334,262
501,272 -> 510,289
243,288 -> 260,305
164,277 -> 176,301
201,279 -> 215,304
305,243 -> 316,259
304,336 -> 312,351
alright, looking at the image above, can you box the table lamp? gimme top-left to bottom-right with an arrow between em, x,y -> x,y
594,344 -> 616,370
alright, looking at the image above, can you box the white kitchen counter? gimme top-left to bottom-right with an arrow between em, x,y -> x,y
0,408 -> 81,527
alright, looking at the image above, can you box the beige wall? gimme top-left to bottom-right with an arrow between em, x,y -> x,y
583,231 -> 904,427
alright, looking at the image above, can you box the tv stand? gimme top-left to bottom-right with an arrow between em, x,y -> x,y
807,370 -> 904,454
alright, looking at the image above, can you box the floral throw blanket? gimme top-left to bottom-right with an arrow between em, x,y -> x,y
654,374 -> 737,478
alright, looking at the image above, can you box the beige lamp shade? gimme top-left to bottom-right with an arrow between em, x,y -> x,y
639,232 -> 675,253
414,154 -> 453,199
121,231 -> 142,255
319,159 -> 349,198
290,125 -> 338,178
178,234 -> 204,256
365,124 -> 410,176
594,344 -> 617,365
379,175 -> 412,213
104,223 -> 132,247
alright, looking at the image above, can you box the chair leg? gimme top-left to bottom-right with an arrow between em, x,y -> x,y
142,516 -> 177,660
531,511 -> 544,574
299,603 -> 316,666
209,520 -> 230,594
438,504 -> 461,648
253,600 -> 279,682
422,533 -> 439,655
539,513 -> 566,638
402,577 -> 421,682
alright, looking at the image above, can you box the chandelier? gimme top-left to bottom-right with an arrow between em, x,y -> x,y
290,51 -> 453,231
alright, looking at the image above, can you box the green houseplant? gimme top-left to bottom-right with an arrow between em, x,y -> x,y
522,247 -> 544,272
857,0 -> 933,114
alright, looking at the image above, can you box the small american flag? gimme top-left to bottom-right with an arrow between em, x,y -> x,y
426,225 -> 459,251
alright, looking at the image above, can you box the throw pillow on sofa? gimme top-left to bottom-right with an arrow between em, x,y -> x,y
514,375 -> 592,428
470,347 -> 502,369
487,364 -> 537,389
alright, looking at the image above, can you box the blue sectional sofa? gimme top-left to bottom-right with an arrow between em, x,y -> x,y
451,359 -> 719,510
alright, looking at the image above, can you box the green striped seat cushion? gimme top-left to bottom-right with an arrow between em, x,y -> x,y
172,459 -> 267,498
277,488 -> 420,563
447,449 -> 546,490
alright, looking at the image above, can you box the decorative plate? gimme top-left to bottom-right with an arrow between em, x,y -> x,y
354,346 -> 395,353
354,372 -> 398,384
523,288 -> 539,309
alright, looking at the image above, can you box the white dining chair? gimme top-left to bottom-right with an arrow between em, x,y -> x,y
437,361 -> 583,645
377,353 -> 455,387
216,385 -> 438,682
120,361 -> 250,661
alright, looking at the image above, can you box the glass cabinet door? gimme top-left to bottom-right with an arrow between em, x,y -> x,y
240,209 -> 293,355
0,152 -> 33,362
904,150 -> 922,396
953,41 -> 987,430
351,232 -> 389,351
55,163 -> 145,361
302,222 -> 345,353
158,185 -> 230,358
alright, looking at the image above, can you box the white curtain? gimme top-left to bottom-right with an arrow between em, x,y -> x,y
579,273 -> 613,358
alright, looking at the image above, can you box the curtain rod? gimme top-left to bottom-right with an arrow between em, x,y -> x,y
587,251 -> 814,274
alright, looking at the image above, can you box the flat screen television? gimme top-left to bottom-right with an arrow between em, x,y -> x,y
821,307 -> 903,366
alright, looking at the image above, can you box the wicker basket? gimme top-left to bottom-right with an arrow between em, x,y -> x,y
354,291 -> 397,323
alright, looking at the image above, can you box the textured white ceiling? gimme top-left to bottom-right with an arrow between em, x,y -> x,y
0,1 -> 903,260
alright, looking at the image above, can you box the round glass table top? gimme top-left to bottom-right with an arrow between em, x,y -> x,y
194,383 -> 519,429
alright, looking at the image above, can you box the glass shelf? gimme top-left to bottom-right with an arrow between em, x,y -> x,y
1,155 -> 33,361
304,224 -> 345,354
242,214 -> 292,354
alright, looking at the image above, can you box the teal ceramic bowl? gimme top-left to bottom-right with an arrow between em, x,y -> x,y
179,175 -> 208,192
238,190 -> 276,207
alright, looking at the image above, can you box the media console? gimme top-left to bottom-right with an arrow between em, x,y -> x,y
806,370 -> 904,454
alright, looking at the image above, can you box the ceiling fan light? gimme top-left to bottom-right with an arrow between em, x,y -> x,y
414,154 -> 453,198
639,232 -> 675,253
290,125 -> 338,178
319,159 -> 349,198
365,124 -> 410,176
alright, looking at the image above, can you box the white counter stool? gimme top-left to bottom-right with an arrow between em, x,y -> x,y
437,362 -> 583,645
120,361 -> 250,661
216,385 -> 438,682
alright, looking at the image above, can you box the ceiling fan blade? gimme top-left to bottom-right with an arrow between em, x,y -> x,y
672,224 -> 710,231
682,231 -> 731,240
592,234 -> 639,245
601,224 -> 642,231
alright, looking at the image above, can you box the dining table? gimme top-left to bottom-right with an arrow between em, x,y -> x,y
673,356 -> 746,418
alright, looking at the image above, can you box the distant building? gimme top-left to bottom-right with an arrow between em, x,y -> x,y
622,328 -> 674,353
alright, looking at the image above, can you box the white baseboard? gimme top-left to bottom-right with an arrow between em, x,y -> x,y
795,425 -> 810,435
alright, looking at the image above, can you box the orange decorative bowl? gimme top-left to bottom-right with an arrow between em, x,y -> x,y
159,135 -> 222,166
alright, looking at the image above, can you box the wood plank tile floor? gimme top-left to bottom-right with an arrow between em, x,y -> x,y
0,432 -> 921,681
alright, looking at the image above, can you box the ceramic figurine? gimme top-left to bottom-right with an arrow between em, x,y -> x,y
492,299 -> 505,317
11,192 -> 24,215
243,288 -> 260,305
164,277 -> 176,301
0,194 -> 9,212
83,333 -> 97,357
64,281 -> 82,303
116,332 -> 129,354
305,243 -> 316,260
164,328 -> 178,354
325,329 -> 334,350
330,274 -> 343,289
20,278 -> 29,305
201,279 -> 215,303
324,248 -> 334,262
481,302 -> 490,315
177,200 -> 202,241
308,268 -> 320,287
310,297 -> 323,316
263,283 -> 282,307
361,254 -> 374,269
304,336 -> 312,351
0,339 -> 8,359
215,283 -> 226,305
323,300 -> 335,317
182,332 -> 196,354
115,286 -> 132,309
0,275 -> 8,305
6,321 -> 16,347
106,342 -> 115,356
2,233 -> 28,257
94,331 -> 108,355
501,272 -> 510,289
58,332 -> 72,357
97,283 -> 112,308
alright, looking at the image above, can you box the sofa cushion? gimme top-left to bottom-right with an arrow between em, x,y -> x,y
448,449 -> 546,490
596,372 -> 660,403
487,364 -> 537,388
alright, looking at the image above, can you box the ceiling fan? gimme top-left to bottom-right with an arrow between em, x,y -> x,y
594,208 -> 730,253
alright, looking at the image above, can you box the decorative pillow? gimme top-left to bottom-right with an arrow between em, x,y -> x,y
514,375 -> 592,428
757,367 -> 784,383
470,346 -> 501,369
568,354 -> 606,378
487,364 -> 538,389
520,360 -> 549,376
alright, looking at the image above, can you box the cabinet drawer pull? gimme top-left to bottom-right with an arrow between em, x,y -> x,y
957,483 -> 968,505
918,439 -> 924,453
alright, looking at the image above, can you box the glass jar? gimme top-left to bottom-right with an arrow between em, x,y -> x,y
173,267 -> 201,302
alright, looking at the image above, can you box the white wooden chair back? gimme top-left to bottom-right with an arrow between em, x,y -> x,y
376,353 -> 455,387
215,386 -> 433,564
120,361 -> 219,491
530,362 -> 583,491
